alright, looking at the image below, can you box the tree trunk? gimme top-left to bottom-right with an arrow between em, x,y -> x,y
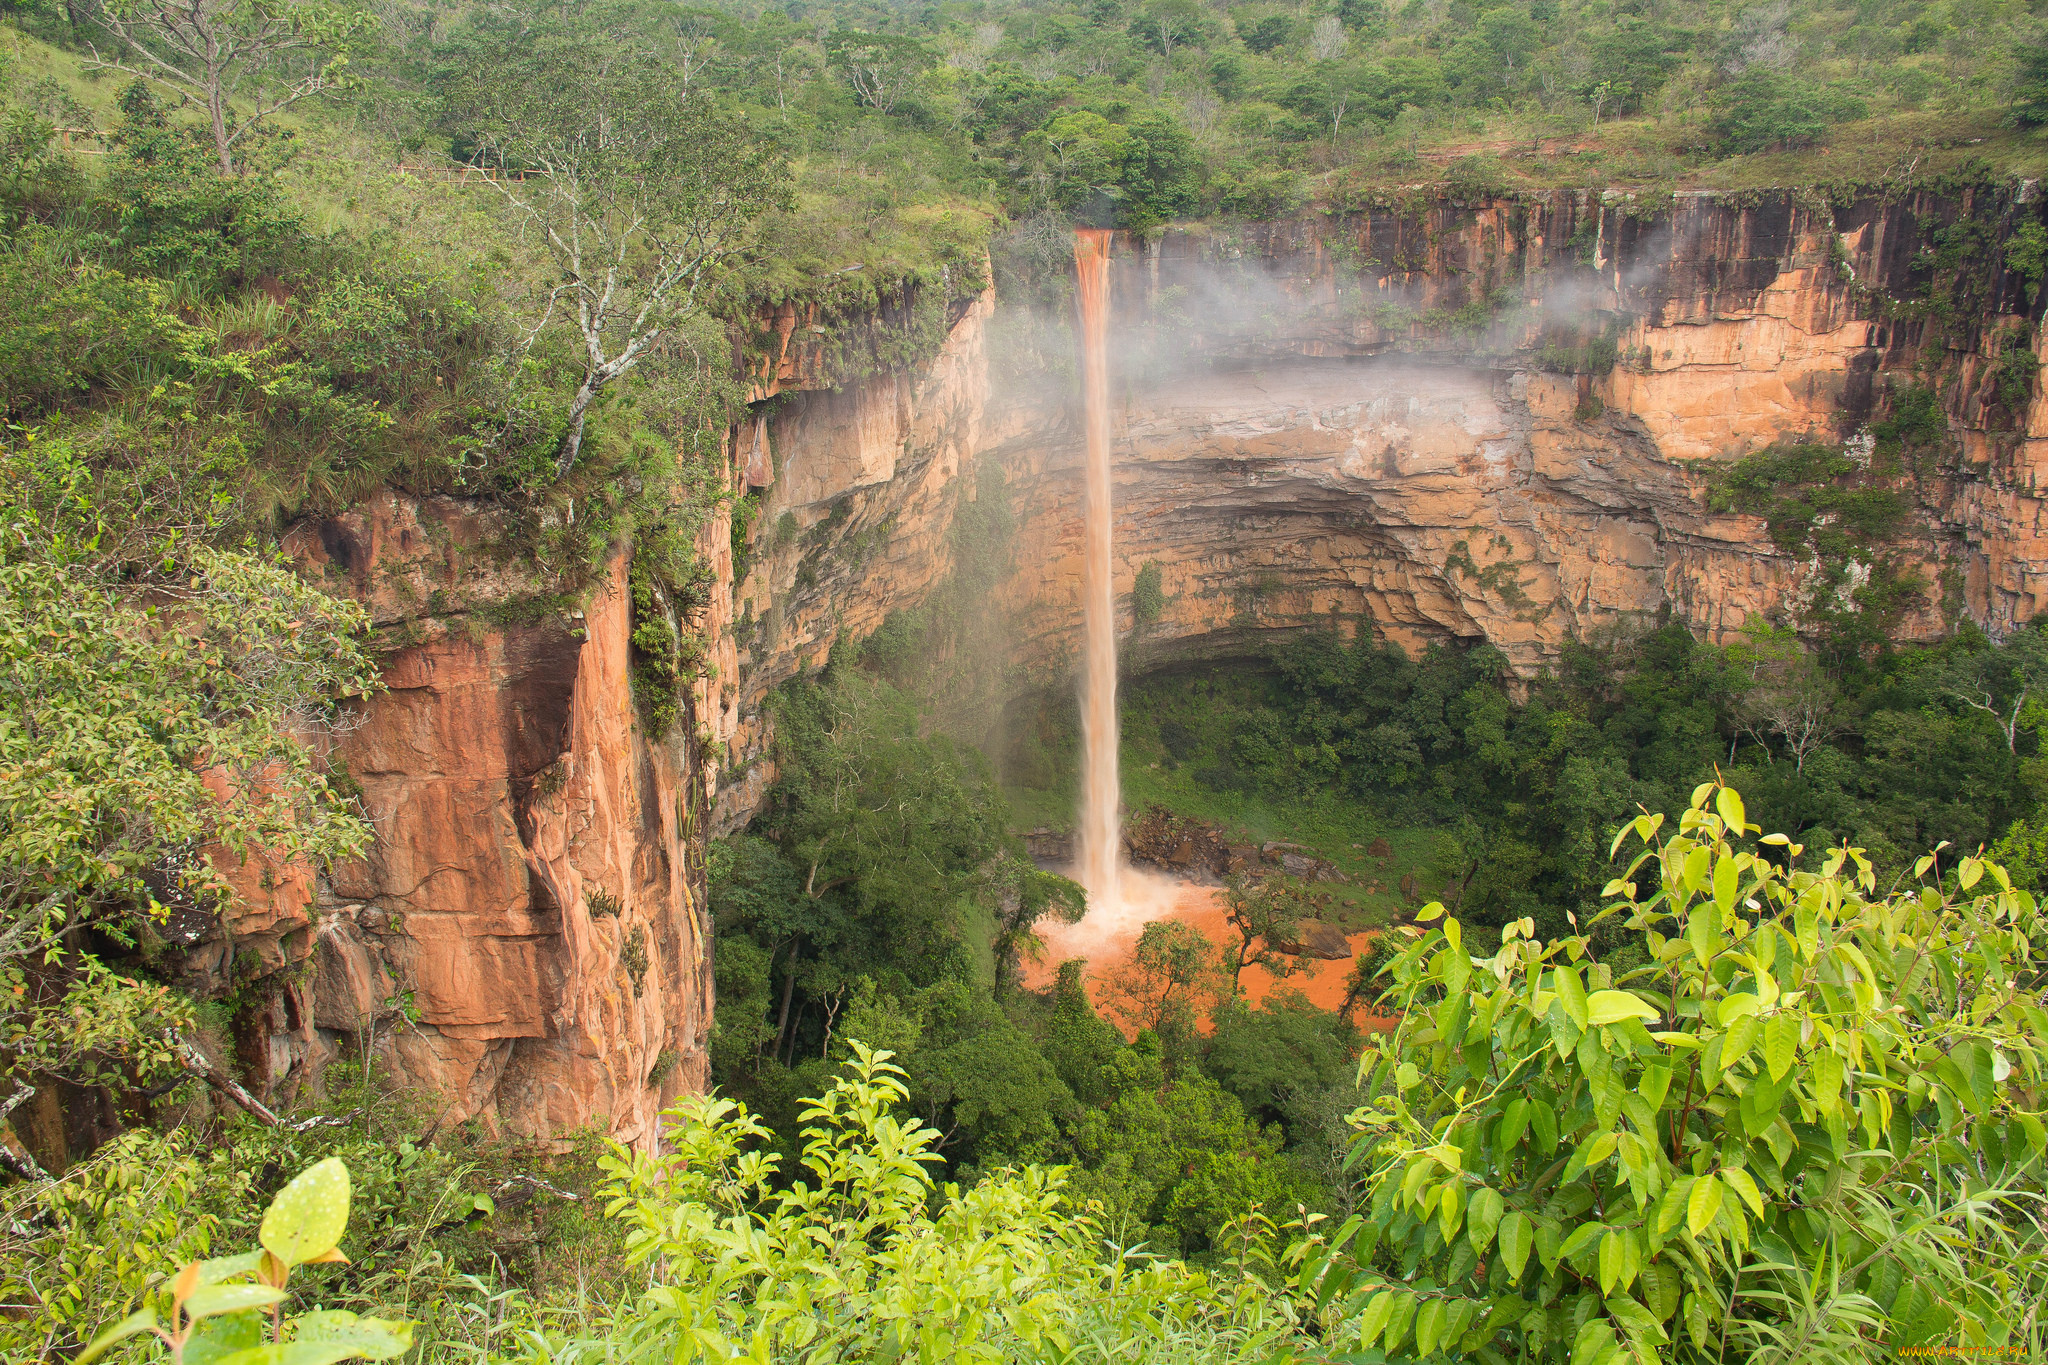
555,378 -> 599,479
773,940 -> 800,1061
210,87 -> 235,175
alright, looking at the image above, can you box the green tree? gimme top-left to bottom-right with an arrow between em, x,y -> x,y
446,30 -> 787,478
0,477 -> 379,1140
1101,918 -> 1221,1047
1217,874 -> 1314,995
87,0 -> 376,173
2011,32 -> 2048,127
827,31 -> 935,115
1068,1071 -> 1314,1255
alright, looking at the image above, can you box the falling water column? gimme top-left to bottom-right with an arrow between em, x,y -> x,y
1073,229 -> 1121,915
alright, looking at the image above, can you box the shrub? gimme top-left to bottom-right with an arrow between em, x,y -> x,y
1711,72 -> 1868,155
1132,560 -> 1165,625
512,1044 -> 1305,1363
0,242 -> 188,415
1312,781 -> 2048,1362
74,1156 -> 411,1365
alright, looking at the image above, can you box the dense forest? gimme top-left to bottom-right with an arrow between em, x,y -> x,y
0,0 -> 2046,1358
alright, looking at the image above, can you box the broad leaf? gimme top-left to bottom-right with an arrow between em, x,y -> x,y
1687,1175 -> 1724,1238
1497,1210 -> 1533,1282
1721,1167 -> 1766,1218
1586,990 -> 1659,1026
259,1158 -> 352,1268
183,1284 -> 287,1321
1763,1013 -> 1799,1082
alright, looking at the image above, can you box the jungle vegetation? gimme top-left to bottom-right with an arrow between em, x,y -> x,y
0,0 -> 2044,1359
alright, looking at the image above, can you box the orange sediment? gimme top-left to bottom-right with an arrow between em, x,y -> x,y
1023,866 -> 1399,1033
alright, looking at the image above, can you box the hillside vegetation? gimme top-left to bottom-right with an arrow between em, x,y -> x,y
0,0 -> 2045,1359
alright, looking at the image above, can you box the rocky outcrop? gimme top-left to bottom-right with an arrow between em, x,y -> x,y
199,496 -> 715,1148
705,286 -> 998,833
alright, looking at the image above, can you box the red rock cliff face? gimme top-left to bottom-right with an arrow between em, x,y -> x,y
216,497 -> 713,1146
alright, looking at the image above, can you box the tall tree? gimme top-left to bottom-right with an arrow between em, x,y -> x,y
87,0 -> 376,174
448,32 -> 787,479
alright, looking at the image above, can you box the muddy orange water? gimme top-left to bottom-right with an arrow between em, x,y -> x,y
1022,866 -> 1392,1030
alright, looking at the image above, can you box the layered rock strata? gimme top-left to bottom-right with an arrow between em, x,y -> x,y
985,190 -> 2048,679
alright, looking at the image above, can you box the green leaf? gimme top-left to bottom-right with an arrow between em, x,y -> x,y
1715,787 -> 1746,834
76,1308 -> 158,1365
1607,1293 -> 1671,1343
1357,1289 -> 1397,1346
1498,1211 -> 1533,1283
1415,1298 -> 1447,1356
182,1285 -> 287,1322
217,1345 -> 383,1365
1641,1262 -> 1681,1323
1687,910 -> 1716,968
1638,1060 -> 1672,1112
1722,1015 -> 1759,1068
1763,1013 -> 1799,1082
1559,1221 -> 1605,1263
1687,1176 -> 1724,1238
1530,1101 -> 1559,1154
1498,1096 -> 1531,1151
1534,1218 -> 1565,1271
1586,991 -> 1660,1026
1598,1229 -> 1624,1295
1573,1316 -> 1621,1365
1717,993 -> 1761,1025
1384,1292 -> 1418,1353
1467,1186 -> 1505,1253
1658,1177 -> 1695,1236
1721,1167 -> 1766,1218
259,1158 -> 352,1269
1438,1180 -> 1464,1242
1740,1076 -> 1782,1138
1713,855 -> 1738,913
185,1312 -> 264,1365
197,1252 -> 265,1285
1579,1131 -> 1618,1170
1554,967 -> 1589,1030
292,1313 -> 415,1361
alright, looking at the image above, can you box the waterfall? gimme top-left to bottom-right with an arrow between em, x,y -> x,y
1073,228 -> 1121,916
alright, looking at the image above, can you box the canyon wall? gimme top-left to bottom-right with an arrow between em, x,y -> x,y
182,497 -> 717,1149
985,188 -> 2048,683
186,182 -> 2048,1147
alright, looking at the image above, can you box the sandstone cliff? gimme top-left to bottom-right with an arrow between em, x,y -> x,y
186,496 -> 715,1147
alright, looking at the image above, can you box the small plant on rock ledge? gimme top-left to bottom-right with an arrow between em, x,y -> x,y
621,925 -> 650,997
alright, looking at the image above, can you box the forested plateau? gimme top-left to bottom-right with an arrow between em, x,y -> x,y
2,0 -> 2048,1359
